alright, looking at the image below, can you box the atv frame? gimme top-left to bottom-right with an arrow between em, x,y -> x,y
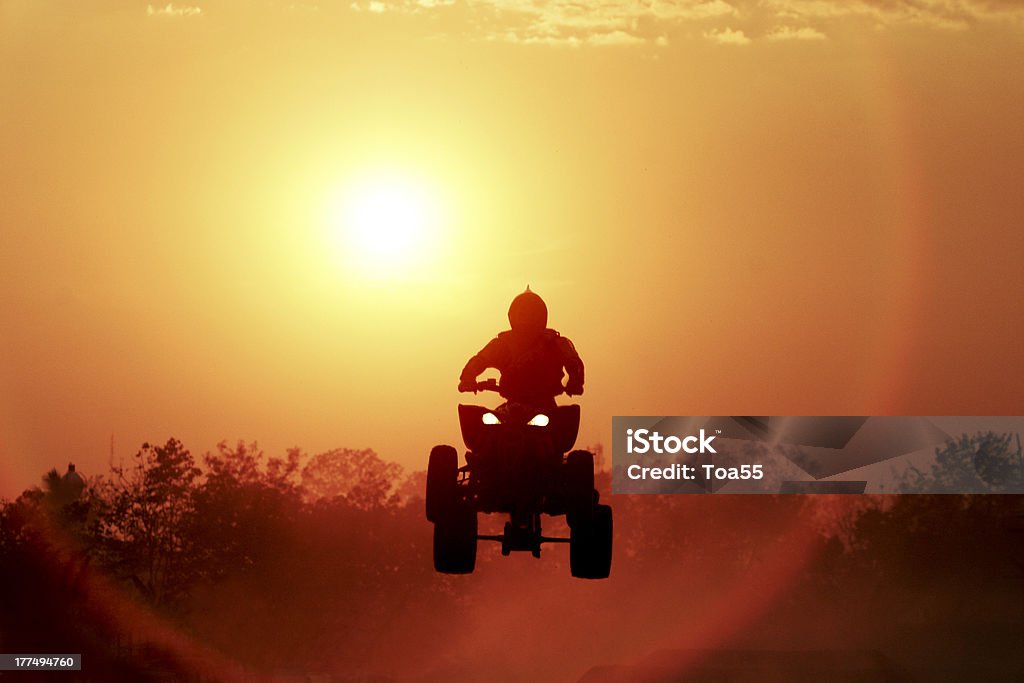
426,380 -> 612,579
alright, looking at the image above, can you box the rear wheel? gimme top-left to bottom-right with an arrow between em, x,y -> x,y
565,450 -> 595,525
426,445 -> 458,523
570,503 -> 612,579
433,506 -> 478,574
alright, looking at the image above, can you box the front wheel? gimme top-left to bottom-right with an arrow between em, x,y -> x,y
570,504 -> 612,579
433,506 -> 477,574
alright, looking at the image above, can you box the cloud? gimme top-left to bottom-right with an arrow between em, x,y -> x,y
487,31 -> 580,47
587,30 -> 646,46
648,0 -> 738,21
765,25 -> 826,41
338,0 -> 1024,46
465,0 -> 743,47
759,0 -> 1024,31
146,3 -> 202,17
495,31 -> 648,48
704,26 -> 750,44
349,1 -> 387,12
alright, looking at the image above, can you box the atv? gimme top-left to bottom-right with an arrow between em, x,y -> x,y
426,379 -> 612,579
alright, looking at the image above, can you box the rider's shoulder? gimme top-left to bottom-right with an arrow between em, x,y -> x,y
496,328 -> 564,348
490,331 -> 517,352
553,333 -> 578,354
540,329 -> 581,356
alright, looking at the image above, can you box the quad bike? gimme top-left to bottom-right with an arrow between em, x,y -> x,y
426,379 -> 612,579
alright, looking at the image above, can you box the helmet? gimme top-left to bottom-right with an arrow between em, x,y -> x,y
508,286 -> 547,330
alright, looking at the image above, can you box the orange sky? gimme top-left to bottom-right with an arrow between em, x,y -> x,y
2,1 -> 1023,497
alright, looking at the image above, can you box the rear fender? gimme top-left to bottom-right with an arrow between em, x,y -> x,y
458,403 -> 581,454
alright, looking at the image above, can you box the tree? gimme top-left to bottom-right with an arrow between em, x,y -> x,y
95,438 -> 202,607
394,470 -> 427,506
301,447 -> 403,510
897,431 -> 1023,493
190,440 -> 304,579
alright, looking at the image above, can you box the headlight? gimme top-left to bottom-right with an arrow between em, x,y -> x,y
482,412 -> 500,425
527,414 -> 549,427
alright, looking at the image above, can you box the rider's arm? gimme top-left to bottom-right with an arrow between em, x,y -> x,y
559,337 -> 585,395
459,337 -> 504,389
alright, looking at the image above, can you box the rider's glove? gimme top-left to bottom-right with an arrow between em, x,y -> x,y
564,382 -> 584,397
458,378 -> 477,393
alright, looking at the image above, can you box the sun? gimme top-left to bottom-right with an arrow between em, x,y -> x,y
326,172 -> 441,279
350,181 -> 428,259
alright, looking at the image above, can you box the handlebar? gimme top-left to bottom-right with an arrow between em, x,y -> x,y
463,378 -> 500,393
460,378 -> 573,396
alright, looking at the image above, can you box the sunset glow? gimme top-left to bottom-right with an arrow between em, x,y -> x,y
2,2 -> 1023,682
1,0 -> 1022,497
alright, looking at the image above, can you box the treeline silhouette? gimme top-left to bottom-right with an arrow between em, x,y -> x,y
1,436 -> 1022,682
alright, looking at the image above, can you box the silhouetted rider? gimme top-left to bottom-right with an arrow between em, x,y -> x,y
458,288 -> 584,409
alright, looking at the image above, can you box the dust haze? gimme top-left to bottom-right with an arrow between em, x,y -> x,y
2,439 -> 1021,681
